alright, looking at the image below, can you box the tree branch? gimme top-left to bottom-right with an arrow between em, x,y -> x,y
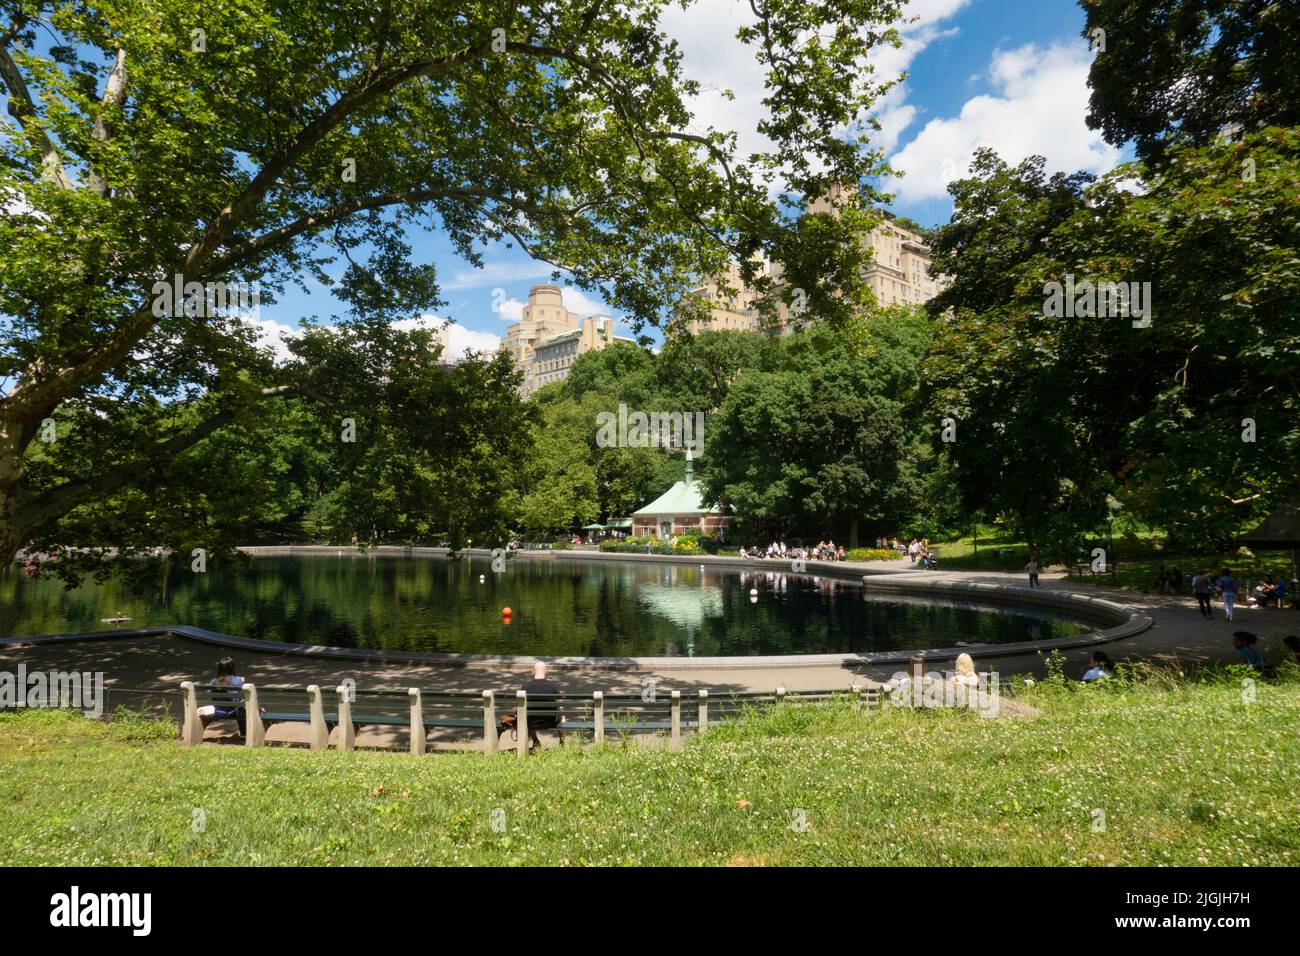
0,41 -> 73,188
87,48 -> 128,198
14,385 -> 295,533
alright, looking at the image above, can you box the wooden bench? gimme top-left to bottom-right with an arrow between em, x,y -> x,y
181,683 -> 884,755
181,682 -> 488,751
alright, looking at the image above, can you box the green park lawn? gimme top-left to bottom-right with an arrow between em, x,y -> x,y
2,667 -> 1297,866
931,528 -> 1295,593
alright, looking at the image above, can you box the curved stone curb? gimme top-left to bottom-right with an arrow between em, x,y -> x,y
2,548 -> 1152,671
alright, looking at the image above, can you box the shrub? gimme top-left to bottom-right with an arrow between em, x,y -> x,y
598,534 -> 704,555
845,547 -> 904,562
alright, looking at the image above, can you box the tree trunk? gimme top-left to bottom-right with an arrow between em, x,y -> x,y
0,413 -> 35,569
849,517 -> 859,550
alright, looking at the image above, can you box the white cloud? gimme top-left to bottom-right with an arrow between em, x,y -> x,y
395,315 -> 501,359
560,286 -> 608,318
245,317 -> 301,366
247,314 -> 500,364
659,0 -> 970,181
444,324 -> 501,357
496,297 -> 526,321
885,42 -> 1123,203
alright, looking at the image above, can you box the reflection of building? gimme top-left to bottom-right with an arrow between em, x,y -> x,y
632,452 -> 731,539
500,284 -> 635,397
637,581 -> 724,629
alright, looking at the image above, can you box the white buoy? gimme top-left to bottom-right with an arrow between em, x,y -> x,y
749,588 -> 758,596
479,574 -> 485,582
750,595 -> 758,604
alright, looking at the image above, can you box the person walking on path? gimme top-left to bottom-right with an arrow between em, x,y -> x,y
1025,558 -> 1040,589
1191,569 -> 1213,619
1217,568 -> 1239,622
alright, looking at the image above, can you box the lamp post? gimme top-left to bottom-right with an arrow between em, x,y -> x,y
1105,512 -> 1116,584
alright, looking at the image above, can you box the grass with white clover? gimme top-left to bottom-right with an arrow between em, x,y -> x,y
1,668 -> 1297,866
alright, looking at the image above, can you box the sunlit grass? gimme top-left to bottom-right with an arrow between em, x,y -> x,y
2,671 -> 1296,866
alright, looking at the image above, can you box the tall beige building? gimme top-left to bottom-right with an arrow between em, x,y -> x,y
857,216 -> 945,307
501,283 -> 634,396
676,261 -> 769,336
679,204 -> 946,334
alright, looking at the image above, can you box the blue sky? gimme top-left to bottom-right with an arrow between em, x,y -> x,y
259,0 -> 1126,358
6,0 -> 1132,359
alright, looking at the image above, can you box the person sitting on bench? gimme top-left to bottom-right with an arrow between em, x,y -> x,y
520,661 -> 564,752
497,662 -> 567,751
1251,576 -> 1278,606
200,657 -> 246,737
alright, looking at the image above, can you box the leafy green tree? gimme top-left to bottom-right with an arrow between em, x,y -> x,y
655,329 -> 775,412
0,0 -> 908,567
925,128 -> 1300,553
699,318 -> 926,546
1081,0 -> 1300,166
514,397 -> 598,535
557,341 -> 658,408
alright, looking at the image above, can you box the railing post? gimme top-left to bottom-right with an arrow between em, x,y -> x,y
697,689 -> 709,735
670,690 -> 682,750
850,683 -> 862,711
909,654 -> 925,684
243,683 -> 266,748
482,690 -> 498,753
515,690 -> 528,757
180,681 -> 203,746
307,685 -> 329,751
336,685 -> 355,751
593,691 -> 604,744
408,688 -> 425,756
775,686 -> 787,706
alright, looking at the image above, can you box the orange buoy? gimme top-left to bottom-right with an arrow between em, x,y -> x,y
502,607 -> 513,621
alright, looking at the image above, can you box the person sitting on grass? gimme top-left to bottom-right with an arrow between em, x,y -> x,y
951,652 -> 980,687
1082,652 -> 1114,682
1233,631 -> 1264,669
1284,635 -> 1300,664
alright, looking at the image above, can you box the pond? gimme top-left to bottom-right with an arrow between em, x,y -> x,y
0,554 -> 1093,657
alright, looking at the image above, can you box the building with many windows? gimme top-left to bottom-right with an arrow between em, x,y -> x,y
501,284 -> 635,397
678,204 -> 946,335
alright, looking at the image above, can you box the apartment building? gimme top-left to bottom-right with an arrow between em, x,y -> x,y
679,202 -> 946,334
501,284 -> 635,397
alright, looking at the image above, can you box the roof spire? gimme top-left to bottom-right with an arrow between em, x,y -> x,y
684,448 -> 694,482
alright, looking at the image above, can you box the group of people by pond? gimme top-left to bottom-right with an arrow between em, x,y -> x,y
738,540 -> 846,561
905,538 -> 940,570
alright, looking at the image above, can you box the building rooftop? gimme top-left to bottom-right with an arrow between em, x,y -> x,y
633,455 -> 719,517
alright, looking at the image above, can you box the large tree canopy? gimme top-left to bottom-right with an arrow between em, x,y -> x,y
0,0 -> 908,568
1081,0 -> 1299,166
699,314 -> 930,546
925,127 -> 1300,553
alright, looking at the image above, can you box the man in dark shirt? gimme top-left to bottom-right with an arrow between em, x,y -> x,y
520,661 -> 564,751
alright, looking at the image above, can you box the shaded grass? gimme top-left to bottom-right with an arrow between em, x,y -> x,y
1,676 -> 1297,866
